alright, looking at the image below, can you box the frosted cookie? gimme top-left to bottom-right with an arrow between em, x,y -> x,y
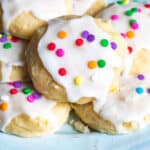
25,16 -> 127,104
72,0 -> 106,16
0,32 -> 29,82
72,74 -> 150,134
97,1 -> 150,75
0,82 -> 71,137
0,0 -> 72,39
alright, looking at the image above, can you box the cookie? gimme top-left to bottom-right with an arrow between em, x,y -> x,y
25,16 -> 127,104
0,0 -> 106,39
0,32 -> 29,82
0,82 -> 71,137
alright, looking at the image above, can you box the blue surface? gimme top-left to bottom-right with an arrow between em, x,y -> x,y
1,0 -> 150,150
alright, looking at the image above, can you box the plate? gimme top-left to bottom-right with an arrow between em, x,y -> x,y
1,0 -> 150,150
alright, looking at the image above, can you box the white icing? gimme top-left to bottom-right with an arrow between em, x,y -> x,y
0,83 -> 59,132
98,2 -> 150,74
38,16 -> 122,106
72,0 -> 96,15
1,0 -> 69,31
0,34 -> 27,82
97,75 -> 150,133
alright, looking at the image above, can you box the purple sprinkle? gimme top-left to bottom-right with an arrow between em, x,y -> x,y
137,74 -> 145,80
0,37 -> 8,43
111,42 -> 117,50
87,34 -> 95,42
81,30 -> 89,39
32,92 -> 41,100
120,33 -> 126,39
13,81 -> 23,88
147,88 -> 150,94
27,95 -> 35,103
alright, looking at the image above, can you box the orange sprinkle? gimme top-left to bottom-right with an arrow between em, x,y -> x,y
126,31 -> 135,39
57,31 -> 67,39
0,102 -> 8,111
88,60 -> 97,69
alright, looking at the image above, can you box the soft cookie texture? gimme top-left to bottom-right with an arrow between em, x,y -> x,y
0,0 -> 105,39
0,82 -> 71,137
72,2 -> 150,134
0,32 -> 29,82
26,16 -> 127,104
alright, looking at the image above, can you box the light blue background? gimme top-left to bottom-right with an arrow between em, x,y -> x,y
1,0 -> 150,150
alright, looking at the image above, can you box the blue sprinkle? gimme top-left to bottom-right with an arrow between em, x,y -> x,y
136,87 -> 144,94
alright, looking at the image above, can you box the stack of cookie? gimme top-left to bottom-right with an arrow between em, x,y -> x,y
0,0 -> 150,137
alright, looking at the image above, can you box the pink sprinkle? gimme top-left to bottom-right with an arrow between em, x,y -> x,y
111,14 -> 119,21
27,95 -> 35,103
120,33 -> 126,38
138,8 -> 142,13
8,82 -> 14,86
131,23 -> 139,30
56,48 -> 65,57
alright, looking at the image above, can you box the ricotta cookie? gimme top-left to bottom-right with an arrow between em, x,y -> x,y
0,82 -> 70,137
25,16 -> 127,104
0,32 -> 29,82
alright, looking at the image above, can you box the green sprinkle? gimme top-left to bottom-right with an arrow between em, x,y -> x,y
3,43 -> 12,49
22,88 -> 32,95
131,7 -> 138,13
129,19 -> 137,25
117,1 -> 125,5
97,59 -> 106,68
100,39 -> 109,47
125,10 -> 133,16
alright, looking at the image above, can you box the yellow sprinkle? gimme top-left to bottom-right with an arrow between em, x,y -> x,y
7,35 -> 12,40
74,76 -> 83,85
123,0 -> 129,4
0,34 -> 2,38
110,87 -> 119,93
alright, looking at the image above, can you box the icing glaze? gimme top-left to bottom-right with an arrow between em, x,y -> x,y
72,0 -> 96,15
95,75 -> 150,133
1,0 -> 70,31
98,2 -> 150,74
0,82 -> 58,132
38,16 -> 123,106
0,33 -> 27,82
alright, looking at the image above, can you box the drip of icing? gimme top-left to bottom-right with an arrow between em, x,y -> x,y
1,0 -> 70,31
95,75 -> 150,133
72,0 -> 96,15
38,16 -> 122,107
0,33 -> 26,82
99,2 -> 150,75
0,83 -> 58,131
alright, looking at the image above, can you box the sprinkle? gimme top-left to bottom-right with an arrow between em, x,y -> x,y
0,37 -> 8,43
126,31 -> 135,38
87,34 -> 95,42
100,39 -> 109,47
131,23 -> 139,31
110,87 -> 119,92
88,60 -> 97,69
138,8 -> 142,13
56,48 -> 65,57
11,37 -> 19,42
97,59 -> 106,68
144,4 -> 150,9
147,88 -> 150,94
128,46 -> 133,54
129,19 -> 137,25
32,92 -> 41,100
7,35 -> 12,40
0,102 -> 8,111
136,87 -> 144,94
111,42 -> 117,50
27,95 -> 35,103
125,10 -> 133,16
111,14 -> 119,21
22,88 -> 32,95
74,76 -> 83,85
123,0 -> 129,4
131,7 -> 138,13
47,42 -> 56,51
12,81 -> 23,88
117,1 -> 124,5
75,38 -> 84,46
137,74 -> 145,80
57,31 -> 67,39
121,33 -> 126,38
58,68 -> 67,76
81,30 -> 89,39
3,43 -> 12,49
10,89 -> 18,95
